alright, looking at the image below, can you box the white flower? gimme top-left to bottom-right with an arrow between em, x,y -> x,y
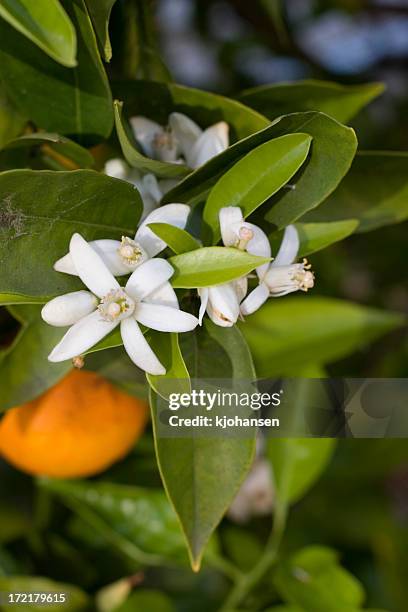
240,225 -> 315,316
104,158 -> 178,220
198,206 -> 268,327
130,112 -> 229,169
53,203 -> 191,277
43,234 -> 198,375
227,459 -> 274,523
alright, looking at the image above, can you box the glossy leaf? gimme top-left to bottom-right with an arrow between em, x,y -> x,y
40,478 -> 188,563
114,100 -> 190,179
130,0 -> 172,81
0,170 -> 142,301
151,320 -> 256,569
204,133 -> 312,243
0,575 -> 89,610
148,223 -> 201,254
0,0 -> 113,143
169,247 -> 270,288
305,151 -> 408,233
113,80 -> 269,142
146,332 -> 190,399
0,0 -> 77,67
164,112 -> 357,223
295,220 -> 359,257
2,133 -> 94,169
238,80 -> 384,124
0,305 -> 72,412
0,91 -> 26,149
274,546 -> 365,612
84,0 -> 117,62
267,437 -> 336,505
240,297 -> 404,377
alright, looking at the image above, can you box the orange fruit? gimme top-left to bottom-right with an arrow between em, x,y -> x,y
0,369 -> 149,478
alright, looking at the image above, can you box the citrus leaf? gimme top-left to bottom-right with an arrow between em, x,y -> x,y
2,133 -> 94,169
238,80 -> 384,124
0,0 -> 77,67
150,320 -> 256,569
203,133 -> 312,243
0,169 -> 142,300
274,546 -> 365,612
305,151 -> 408,233
169,247 -> 270,288
84,0 -> 117,62
295,220 -> 359,257
40,479 -> 188,564
0,0 -> 113,143
147,223 -> 200,254
240,297 -> 404,377
146,332 -> 191,400
0,305 -> 72,412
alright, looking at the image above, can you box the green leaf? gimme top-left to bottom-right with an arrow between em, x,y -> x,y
0,575 -> 89,611
0,305 -> 71,412
0,169 -> 142,300
84,0 -> 117,62
164,112 -> 357,223
304,151 -> 408,233
0,0 -> 113,143
0,0 -> 77,67
1,133 -> 94,169
238,80 -> 384,124
0,91 -> 26,149
295,220 -> 359,257
148,223 -> 201,255
169,247 -> 270,288
146,332 -> 191,399
267,437 -> 335,505
204,133 -> 312,243
240,297 -> 404,377
115,590 -> 175,612
274,546 -> 365,612
114,100 -> 189,179
113,80 -> 269,142
40,479 -> 188,563
150,320 -> 257,569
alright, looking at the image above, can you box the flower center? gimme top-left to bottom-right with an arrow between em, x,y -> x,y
292,259 -> 315,292
117,237 -> 147,269
98,288 -> 135,322
237,226 -> 254,250
153,128 -> 175,152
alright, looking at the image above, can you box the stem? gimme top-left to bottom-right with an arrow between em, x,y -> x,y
205,550 -> 244,584
220,499 -> 288,611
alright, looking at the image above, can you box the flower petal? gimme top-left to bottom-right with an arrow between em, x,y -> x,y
54,239 -> 131,277
187,122 -> 229,168
148,282 -> 179,309
135,203 -> 190,256
244,222 -> 271,279
219,206 -> 244,247
129,116 -> 163,158
104,158 -> 129,179
240,283 -> 269,316
135,303 -> 198,332
233,276 -> 248,302
169,112 -> 202,159
207,283 -> 240,327
48,310 -> 117,362
70,233 -> 119,297
126,258 -> 174,301
121,317 -> 165,375
41,291 -> 98,327
198,287 -> 209,325
272,224 -> 299,267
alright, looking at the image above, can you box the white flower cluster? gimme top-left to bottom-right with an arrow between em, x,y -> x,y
105,112 -> 229,219
42,114 -> 314,376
